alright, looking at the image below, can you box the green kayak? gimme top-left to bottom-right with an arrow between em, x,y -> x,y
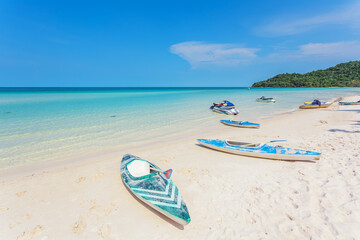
120,154 -> 191,225
339,101 -> 360,105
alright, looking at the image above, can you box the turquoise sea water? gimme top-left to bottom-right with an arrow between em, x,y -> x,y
1,87 -> 360,169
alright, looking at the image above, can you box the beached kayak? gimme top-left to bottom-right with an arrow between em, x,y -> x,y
120,154 -> 191,225
197,139 -> 321,161
299,102 -> 332,109
220,120 -> 260,128
339,101 -> 360,105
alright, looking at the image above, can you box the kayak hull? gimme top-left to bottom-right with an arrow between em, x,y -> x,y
220,120 -> 260,128
197,139 -> 321,161
120,154 -> 191,225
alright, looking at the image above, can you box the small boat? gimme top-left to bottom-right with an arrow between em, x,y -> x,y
197,139 -> 321,161
299,102 -> 332,109
256,96 -> 276,103
220,120 -> 260,128
339,101 -> 360,105
210,100 -> 239,115
120,154 -> 191,225
304,99 -> 328,105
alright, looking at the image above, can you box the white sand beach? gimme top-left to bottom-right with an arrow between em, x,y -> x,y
1,95 -> 359,240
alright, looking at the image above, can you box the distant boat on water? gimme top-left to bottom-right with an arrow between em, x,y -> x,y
256,96 -> 276,103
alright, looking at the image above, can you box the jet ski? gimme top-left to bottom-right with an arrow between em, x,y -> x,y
210,100 -> 239,115
304,99 -> 329,105
256,96 -> 276,103
300,99 -> 332,109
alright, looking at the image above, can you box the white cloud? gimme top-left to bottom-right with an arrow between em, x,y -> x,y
299,41 -> 360,57
259,1 -> 360,36
269,41 -> 360,61
170,41 -> 259,68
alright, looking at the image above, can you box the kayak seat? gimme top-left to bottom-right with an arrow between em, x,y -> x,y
226,141 -> 259,148
127,160 -> 150,177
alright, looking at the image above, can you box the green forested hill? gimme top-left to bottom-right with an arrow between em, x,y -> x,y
252,61 -> 360,87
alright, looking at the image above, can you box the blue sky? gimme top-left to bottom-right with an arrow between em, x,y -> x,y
1,0 -> 360,87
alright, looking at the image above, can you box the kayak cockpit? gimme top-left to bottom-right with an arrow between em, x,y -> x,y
127,160 -> 158,178
230,120 -> 243,124
225,140 -> 261,148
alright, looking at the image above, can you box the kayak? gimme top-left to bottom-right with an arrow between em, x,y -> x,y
120,154 -> 191,225
339,101 -> 360,105
220,120 -> 260,128
299,102 -> 332,109
197,139 -> 321,161
257,97 -> 276,103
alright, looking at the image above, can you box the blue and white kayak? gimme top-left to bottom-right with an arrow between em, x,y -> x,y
197,139 -> 321,161
121,154 -> 191,225
220,120 -> 260,128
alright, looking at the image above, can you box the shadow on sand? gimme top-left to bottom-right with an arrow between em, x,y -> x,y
329,129 -> 360,133
351,120 -> 360,126
336,109 -> 360,113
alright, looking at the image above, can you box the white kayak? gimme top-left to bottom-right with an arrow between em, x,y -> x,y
197,139 -> 321,161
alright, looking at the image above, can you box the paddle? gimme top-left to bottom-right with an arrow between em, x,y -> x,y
267,140 -> 287,144
150,167 -> 173,179
241,139 -> 287,147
